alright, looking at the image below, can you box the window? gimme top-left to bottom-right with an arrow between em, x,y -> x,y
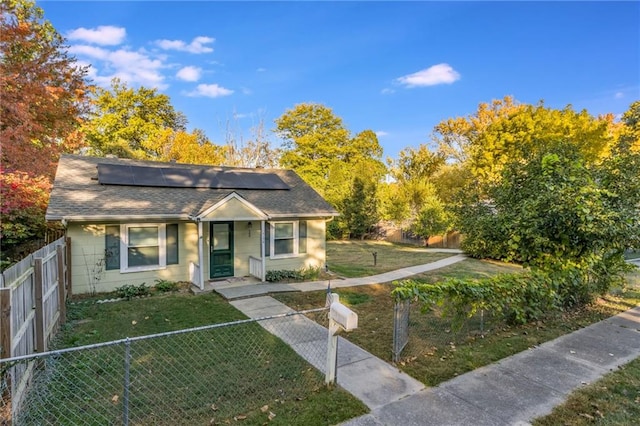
267,221 -> 307,258
166,224 -> 179,265
104,224 -> 179,272
105,225 -> 120,270
274,222 -> 295,256
125,225 -> 163,268
299,221 -> 307,254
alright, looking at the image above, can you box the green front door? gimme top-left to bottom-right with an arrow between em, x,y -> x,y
210,222 -> 234,279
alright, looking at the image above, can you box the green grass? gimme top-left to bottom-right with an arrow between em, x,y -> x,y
19,292 -> 368,425
61,292 -> 247,345
533,356 -> 640,426
326,240 -> 454,278
274,262 -> 640,387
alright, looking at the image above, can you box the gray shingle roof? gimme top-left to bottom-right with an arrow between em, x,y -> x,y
46,155 -> 339,221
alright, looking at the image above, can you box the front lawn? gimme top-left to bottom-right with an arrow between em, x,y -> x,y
326,240 -> 455,277
273,262 -> 640,387
19,292 -> 368,425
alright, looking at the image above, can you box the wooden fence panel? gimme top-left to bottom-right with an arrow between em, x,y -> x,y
0,237 -> 69,415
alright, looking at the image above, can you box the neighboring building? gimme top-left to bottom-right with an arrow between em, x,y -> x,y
46,155 -> 339,294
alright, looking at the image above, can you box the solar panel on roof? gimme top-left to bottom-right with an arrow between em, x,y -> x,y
133,166 -> 166,186
97,163 -> 289,190
97,164 -> 135,185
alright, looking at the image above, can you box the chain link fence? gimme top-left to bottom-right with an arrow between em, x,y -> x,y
2,308 -> 338,425
393,299 -> 498,362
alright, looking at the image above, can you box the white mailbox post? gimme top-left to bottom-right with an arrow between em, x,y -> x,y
326,293 -> 358,385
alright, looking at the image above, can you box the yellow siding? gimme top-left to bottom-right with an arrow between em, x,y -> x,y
203,197 -> 264,221
67,222 -> 198,294
233,221 -> 261,277
265,219 -> 326,271
68,218 -> 328,292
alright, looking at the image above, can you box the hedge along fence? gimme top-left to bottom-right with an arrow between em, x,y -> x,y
392,271 -> 559,327
390,271 -> 561,362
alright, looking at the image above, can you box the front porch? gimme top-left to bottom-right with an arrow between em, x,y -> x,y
189,192 -> 270,290
190,275 -> 263,295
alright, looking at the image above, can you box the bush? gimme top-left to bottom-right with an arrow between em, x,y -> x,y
266,270 -> 302,282
115,283 -> 150,300
265,266 -> 321,282
154,279 -> 179,293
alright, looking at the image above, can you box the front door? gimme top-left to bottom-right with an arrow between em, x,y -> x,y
210,222 -> 234,279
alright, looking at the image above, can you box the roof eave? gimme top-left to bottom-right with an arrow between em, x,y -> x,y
46,214 -> 192,222
267,212 -> 340,219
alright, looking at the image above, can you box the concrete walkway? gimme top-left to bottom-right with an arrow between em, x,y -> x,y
230,296 -> 425,410
224,254 -> 639,425
341,306 -> 640,426
216,253 -> 467,300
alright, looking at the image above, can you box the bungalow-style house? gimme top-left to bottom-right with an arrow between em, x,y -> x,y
46,155 -> 339,294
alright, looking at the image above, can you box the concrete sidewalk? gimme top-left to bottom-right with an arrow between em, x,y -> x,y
230,296 -> 425,410
216,253 -> 467,300
341,306 -> 640,426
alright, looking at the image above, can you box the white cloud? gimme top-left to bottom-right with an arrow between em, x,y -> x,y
156,36 -> 214,54
257,67 -> 267,72
396,63 -> 460,87
68,45 -> 111,60
615,91 -> 624,99
176,66 -> 202,82
67,26 -> 126,46
187,83 -> 233,98
381,88 -> 395,95
375,131 -> 388,137
69,44 -> 166,89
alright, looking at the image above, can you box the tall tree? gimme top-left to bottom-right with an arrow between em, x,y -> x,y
275,103 -> 350,195
342,175 -> 379,239
147,128 -> 227,165
275,103 -> 387,238
433,96 -> 615,189
383,144 -> 447,229
0,0 -> 90,178
455,102 -> 639,306
82,78 -> 187,159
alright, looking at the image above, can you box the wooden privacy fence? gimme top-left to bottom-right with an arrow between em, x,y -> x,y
0,237 -> 71,411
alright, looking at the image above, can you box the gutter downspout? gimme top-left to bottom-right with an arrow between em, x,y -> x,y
261,220 -> 266,281
197,219 -> 204,290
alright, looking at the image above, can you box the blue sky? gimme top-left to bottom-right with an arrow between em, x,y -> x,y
40,1 -> 639,160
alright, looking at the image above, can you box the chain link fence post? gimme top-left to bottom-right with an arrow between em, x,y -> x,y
123,337 -> 130,426
392,299 -> 410,362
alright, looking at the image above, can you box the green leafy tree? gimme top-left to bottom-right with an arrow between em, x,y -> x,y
275,103 -> 350,195
0,0 -> 90,178
598,101 -> 640,252
147,128 -> 227,165
433,96 -> 615,191
383,144 -> 447,230
411,195 -> 452,245
452,100 -> 637,307
342,176 -> 379,239
82,78 -> 187,159
275,103 -> 387,239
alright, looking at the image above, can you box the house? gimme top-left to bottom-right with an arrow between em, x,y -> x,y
46,155 -> 339,294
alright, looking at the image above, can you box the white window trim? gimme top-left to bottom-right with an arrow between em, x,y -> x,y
270,221 -> 299,259
120,224 -> 167,273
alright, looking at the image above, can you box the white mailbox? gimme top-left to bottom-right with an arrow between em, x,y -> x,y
330,302 -> 358,331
